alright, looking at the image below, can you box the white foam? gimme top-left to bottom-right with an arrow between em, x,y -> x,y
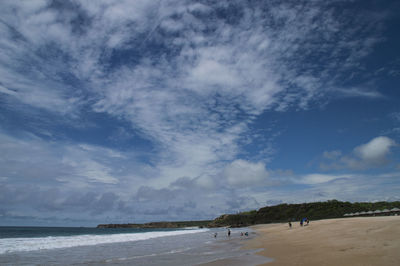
0,228 -> 209,254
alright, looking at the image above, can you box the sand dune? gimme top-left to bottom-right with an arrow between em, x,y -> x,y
246,216 -> 400,266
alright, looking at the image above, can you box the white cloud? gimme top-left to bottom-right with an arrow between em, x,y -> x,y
354,136 -> 396,162
0,84 -> 17,95
333,87 -> 384,99
194,175 -> 215,189
321,136 -> 397,170
223,159 -> 268,187
61,157 -> 118,185
298,174 -> 354,185
390,112 -> 400,122
0,132 -> 127,187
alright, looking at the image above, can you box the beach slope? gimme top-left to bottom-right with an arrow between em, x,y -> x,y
246,216 -> 400,266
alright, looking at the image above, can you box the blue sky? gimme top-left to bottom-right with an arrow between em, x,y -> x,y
1,0 -> 400,226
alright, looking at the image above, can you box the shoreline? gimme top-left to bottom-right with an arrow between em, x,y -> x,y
199,229 -> 272,266
203,216 -> 400,266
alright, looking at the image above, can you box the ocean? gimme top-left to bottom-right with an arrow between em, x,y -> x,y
0,226 -> 271,265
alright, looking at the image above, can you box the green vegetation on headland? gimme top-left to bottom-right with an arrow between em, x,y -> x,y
97,200 -> 400,228
208,200 -> 400,227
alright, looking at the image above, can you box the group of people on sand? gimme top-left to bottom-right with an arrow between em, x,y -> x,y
300,218 -> 310,226
288,218 -> 310,228
213,229 -> 248,238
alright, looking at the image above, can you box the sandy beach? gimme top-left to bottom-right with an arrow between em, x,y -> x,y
204,216 -> 400,266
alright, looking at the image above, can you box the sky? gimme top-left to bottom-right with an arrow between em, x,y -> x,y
0,0 -> 400,227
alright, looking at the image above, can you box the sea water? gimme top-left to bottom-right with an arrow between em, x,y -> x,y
0,226 -> 271,265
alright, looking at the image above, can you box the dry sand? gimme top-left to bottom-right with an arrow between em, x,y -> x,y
245,216 -> 400,266
202,216 -> 400,266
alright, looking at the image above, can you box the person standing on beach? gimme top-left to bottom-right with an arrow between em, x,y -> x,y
228,229 -> 231,237
288,221 -> 292,228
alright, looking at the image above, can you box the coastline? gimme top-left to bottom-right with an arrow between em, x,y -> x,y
203,216 -> 400,266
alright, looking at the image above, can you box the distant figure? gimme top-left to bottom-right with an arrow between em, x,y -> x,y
288,221 -> 292,228
306,219 -> 309,225
245,232 -> 249,236
214,232 -> 217,238
300,220 -> 303,226
228,229 -> 231,237
240,232 -> 244,236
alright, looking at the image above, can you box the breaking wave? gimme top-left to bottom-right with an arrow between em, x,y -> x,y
0,228 -> 209,254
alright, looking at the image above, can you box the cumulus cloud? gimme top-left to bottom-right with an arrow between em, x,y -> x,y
321,136 -> 397,170
354,136 -> 396,162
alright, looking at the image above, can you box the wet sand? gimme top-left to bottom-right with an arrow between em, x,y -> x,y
203,216 -> 400,266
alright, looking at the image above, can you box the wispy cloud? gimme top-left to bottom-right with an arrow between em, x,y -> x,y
0,0 -> 396,224
297,173 -> 354,185
332,87 -> 384,99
